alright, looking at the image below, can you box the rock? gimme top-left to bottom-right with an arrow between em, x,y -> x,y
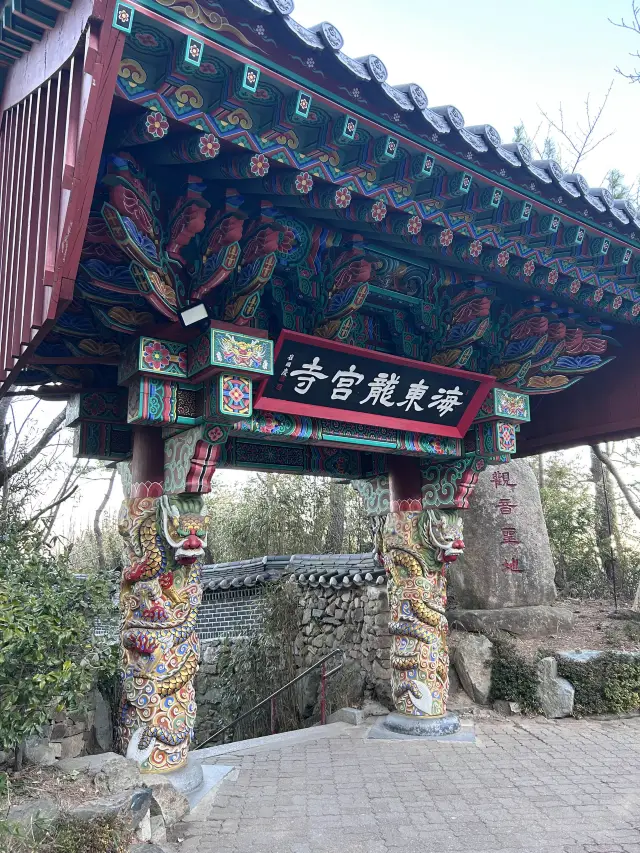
537,657 -> 574,719
448,665 -> 462,696
58,752 -> 142,794
327,707 -> 364,726
130,845 -> 167,853
449,459 -> 557,609
150,815 -> 167,844
92,689 -> 113,752
24,736 -> 57,767
453,634 -> 493,705
145,781 -> 190,827
70,788 -> 152,832
493,699 -> 521,716
371,660 -> 390,682
8,797 -> 60,825
361,699 -> 391,717
136,809 -> 152,841
448,605 -> 574,638
60,733 -> 86,760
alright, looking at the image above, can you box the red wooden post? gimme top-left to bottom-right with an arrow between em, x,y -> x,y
387,454 -> 423,512
320,662 -> 326,725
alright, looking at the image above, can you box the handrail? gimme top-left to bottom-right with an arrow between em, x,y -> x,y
195,648 -> 344,750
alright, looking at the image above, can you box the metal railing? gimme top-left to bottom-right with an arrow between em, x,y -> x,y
195,648 -> 344,750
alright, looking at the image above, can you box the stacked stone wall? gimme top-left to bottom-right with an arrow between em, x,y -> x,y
293,584 -> 391,703
195,581 -> 392,741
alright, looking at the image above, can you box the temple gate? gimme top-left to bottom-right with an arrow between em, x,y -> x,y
3,0 -> 640,773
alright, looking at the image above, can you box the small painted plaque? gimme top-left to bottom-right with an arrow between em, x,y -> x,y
210,329 -> 274,375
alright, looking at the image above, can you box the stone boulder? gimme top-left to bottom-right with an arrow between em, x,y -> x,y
70,788 -> 152,832
24,736 -> 58,767
449,459 -> 556,610
92,688 -> 113,753
448,605 -> 574,638
145,780 -> 190,827
8,797 -> 60,826
537,657 -> 574,718
58,752 -> 143,795
452,634 -> 493,705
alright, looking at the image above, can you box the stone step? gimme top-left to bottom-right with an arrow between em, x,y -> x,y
194,721 -> 354,761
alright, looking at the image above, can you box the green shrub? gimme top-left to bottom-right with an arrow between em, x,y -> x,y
489,641 -> 541,713
556,652 -> 640,716
0,526 -> 117,766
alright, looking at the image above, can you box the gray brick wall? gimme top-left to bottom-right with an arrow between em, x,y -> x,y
197,587 -> 264,640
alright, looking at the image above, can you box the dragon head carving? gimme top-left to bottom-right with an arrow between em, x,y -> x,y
424,509 -> 464,564
159,495 -> 209,566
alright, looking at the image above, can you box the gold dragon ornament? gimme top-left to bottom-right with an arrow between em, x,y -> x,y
383,509 -> 464,717
117,494 -> 209,772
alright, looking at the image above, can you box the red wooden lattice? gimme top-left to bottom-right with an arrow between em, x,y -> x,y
0,3 -> 124,388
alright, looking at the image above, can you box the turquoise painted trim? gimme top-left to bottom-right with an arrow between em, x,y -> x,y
130,0 -> 640,252
322,433 -> 397,448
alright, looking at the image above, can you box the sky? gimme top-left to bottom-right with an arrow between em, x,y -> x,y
291,0 -> 640,189
27,0 -> 640,537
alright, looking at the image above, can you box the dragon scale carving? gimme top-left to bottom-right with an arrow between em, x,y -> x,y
118,493 -> 209,772
383,509 -> 464,717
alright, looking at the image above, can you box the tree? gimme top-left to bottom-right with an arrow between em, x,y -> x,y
323,481 -> 347,553
0,395 -> 89,534
0,526 -> 115,769
611,3 -> 640,84
539,458 -> 603,596
203,473 -> 371,563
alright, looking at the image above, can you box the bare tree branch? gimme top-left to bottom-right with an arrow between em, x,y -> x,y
592,444 -> 640,521
40,459 -> 88,540
610,3 -> 640,83
537,82 -> 615,171
24,486 -> 80,527
2,409 -> 66,487
94,468 -> 117,573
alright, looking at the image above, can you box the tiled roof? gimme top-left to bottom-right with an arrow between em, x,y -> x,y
202,552 -> 384,591
240,0 -> 640,240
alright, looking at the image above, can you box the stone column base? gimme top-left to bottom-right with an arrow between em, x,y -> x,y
382,711 -> 461,737
145,754 -> 204,795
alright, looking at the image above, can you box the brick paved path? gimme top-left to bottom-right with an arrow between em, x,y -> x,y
173,717 -> 640,853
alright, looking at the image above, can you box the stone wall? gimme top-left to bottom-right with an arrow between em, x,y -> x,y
195,581 -> 392,743
294,583 -> 391,703
16,689 -> 113,767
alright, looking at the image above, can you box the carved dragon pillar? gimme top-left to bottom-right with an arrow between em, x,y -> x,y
381,456 -> 466,734
117,427 -> 209,772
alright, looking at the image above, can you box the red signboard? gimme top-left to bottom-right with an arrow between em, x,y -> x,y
255,332 -> 495,438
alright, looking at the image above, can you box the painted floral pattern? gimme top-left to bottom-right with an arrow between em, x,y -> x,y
371,200 -> 387,222
145,112 -> 169,139
523,259 -> 535,277
613,295 -> 623,310
497,250 -> 510,268
250,153 -> 269,177
143,341 -> 171,371
406,215 -> 422,235
335,187 -> 352,208
548,269 -> 559,285
593,288 -> 604,302
294,172 -> 313,194
469,240 -> 483,258
570,280 -> 581,294
439,229 -> 454,247
198,134 -> 220,159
